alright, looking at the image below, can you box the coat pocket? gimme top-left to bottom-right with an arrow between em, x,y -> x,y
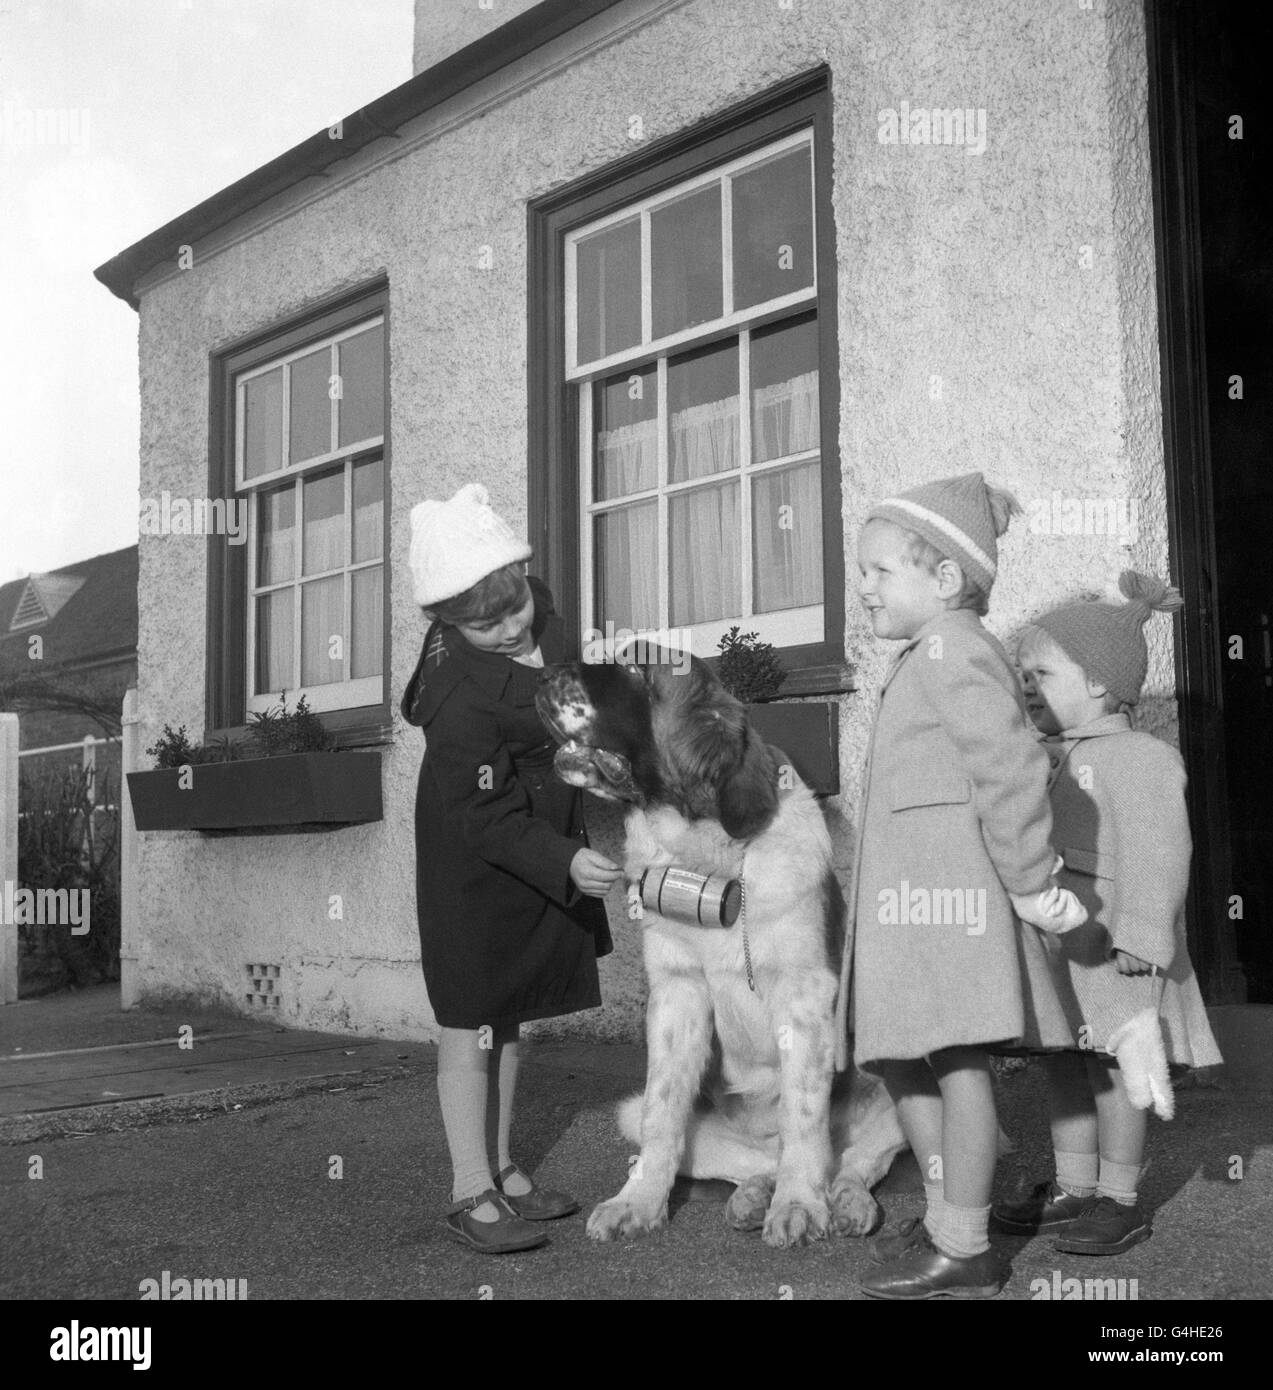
1062,846 -> 1117,880
889,774 -> 972,812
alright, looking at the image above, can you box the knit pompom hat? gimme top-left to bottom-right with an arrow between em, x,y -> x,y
866,471 -> 1020,596
407,482 -> 532,608
1032,571 -> 1184,705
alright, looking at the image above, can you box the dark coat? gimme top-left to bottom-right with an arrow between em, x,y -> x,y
400,577 -> 613,1030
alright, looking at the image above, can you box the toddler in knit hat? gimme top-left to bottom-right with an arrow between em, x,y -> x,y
992,572 -> 1222,1258
841,471 -> 1087,1302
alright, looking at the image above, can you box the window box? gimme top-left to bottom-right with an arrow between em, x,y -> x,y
126,750 -> 382,832
746,700 -> 838,795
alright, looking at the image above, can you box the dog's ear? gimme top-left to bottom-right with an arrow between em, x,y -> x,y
716,720 -> 779,840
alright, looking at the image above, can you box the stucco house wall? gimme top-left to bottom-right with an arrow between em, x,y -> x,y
123,0 -> 1170,1041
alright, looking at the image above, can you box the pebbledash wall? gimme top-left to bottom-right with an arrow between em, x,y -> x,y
119,0 -> 1173,1042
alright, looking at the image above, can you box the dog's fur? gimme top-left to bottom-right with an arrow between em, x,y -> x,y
536,648 -> 907,1246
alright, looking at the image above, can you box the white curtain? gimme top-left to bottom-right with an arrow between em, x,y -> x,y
597,503 -> 658,631
596,419 -> 657,498
752,463 -> 821,612
351,566 -> 383,678
671,483 -> 739,625
670,395 -> 739,482
256,590 -> 293,695
752,370 -> 819,462
301,576 -> 343,686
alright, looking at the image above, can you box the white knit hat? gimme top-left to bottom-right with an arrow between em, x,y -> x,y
407,482 -> 532,608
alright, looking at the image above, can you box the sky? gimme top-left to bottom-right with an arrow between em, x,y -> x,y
0,0 -> 415,583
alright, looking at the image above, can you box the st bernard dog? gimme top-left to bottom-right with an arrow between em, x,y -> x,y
535,646 -> 906,1248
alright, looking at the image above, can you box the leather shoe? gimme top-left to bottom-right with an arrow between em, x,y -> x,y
495,1164 -> 580,1220
860,1229 -> 1006,1300
1052,1196 -> 1151,1255
992,1179 -> 1096,1234
443,1189 -> 548,1253
867,1215 -> 928,1264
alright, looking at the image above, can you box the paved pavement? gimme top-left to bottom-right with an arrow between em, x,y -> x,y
1,985 -> 1271,1305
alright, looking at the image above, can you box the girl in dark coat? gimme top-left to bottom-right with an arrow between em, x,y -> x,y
401,483 -> 619,1252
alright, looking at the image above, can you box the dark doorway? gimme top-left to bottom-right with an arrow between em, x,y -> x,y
1149,0 -> 1273,1002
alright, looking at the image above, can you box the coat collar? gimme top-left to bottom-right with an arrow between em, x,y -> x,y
1043,711 -> 1132,746
878,607 -> 984,695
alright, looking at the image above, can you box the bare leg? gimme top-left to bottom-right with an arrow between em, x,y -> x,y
1088,1055 -> 1149,1179
875,1057 -> 942,1187
930,1045 -> 996,1210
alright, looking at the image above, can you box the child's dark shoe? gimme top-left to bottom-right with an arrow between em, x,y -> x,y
867,1215 -> 928,1264
1051,1196 -> 1151,1255
495,1164 -> 580,1220
991,1180 -> 1095,1234
444,1190 -> 549,1252
860,1229 -> 1006,1300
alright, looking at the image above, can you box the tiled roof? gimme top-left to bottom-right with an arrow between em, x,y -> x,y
0,546 -> 138,672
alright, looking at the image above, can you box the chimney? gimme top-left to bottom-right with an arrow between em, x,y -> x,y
413,0 -> 546,75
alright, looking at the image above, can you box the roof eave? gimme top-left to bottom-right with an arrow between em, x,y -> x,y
94,0 -> 631,309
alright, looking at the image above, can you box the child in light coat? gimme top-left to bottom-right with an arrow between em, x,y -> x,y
992,572 -> 1222,1255
840,472 -> 1086,1301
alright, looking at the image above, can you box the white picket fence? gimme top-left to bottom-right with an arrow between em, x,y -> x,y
0,689 -> 140,1005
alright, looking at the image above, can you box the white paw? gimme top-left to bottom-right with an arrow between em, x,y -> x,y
762,1195 -> 830,1248
828,1177 -> 880,1237
724,1175 -> 775,1232
586,1195 -> 668,1242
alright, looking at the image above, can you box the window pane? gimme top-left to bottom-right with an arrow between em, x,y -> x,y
351,566 -> 383,678
255,589 -> 293,694
301,576 -> 344,687
594,367 -> 656,501
753,461 -> 823,613
338,325 -> 384,447
670,481 -> 739,625
257,484 -> 296,587
352,457 -> 383,562
594,503 -> 657,631
669,340 -> 738,483
289,346 -> 331,465
576,218 -> 641,364
732,145 -> 814,311
751,315 -> 820,462
651,184 -> 722,339
243,368 -> 282,480
303,469 -> 345,576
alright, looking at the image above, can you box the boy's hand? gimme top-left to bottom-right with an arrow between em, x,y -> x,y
570,848 -> 622,898
1113,949 -> 1154,976
1010,884 -> 1087,934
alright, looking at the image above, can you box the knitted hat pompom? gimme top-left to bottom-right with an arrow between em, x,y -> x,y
986,486 -> 1024,540
1118,570 -> 1184,615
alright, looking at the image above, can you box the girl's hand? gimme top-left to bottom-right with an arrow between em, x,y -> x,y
570,848 -> 623,898
1113,949 -> 1154,976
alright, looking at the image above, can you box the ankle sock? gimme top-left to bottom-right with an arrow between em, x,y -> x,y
1055,1148 -> 1099,1198
1097,1157 -> 1141,1206
921,1180 -> 946,1240
932,1200 -> 991,1258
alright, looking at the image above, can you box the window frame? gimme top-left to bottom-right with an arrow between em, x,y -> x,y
528,68 -> 849,694
206,278 -> 392,747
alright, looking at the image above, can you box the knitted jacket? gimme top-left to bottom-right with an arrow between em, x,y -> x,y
1014,712 -> 1222,1065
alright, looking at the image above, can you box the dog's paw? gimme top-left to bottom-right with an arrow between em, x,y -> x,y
828,1177 -> 880,1237
724,1175 -> 775,1232
762,1195 -> 830,1248
586,1195 -> 668,1242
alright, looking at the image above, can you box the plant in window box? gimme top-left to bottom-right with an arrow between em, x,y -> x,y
127,695 -> 381,832
716,627 -> 839,795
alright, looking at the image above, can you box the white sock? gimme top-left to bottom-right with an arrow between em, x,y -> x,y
932,1201 -> 991,1258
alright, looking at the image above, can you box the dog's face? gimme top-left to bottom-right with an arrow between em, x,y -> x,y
535,646 -> 779,841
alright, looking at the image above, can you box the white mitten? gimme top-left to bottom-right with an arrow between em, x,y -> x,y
1106,1007 -> 1174,1120
1010,883 -> 1087,934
